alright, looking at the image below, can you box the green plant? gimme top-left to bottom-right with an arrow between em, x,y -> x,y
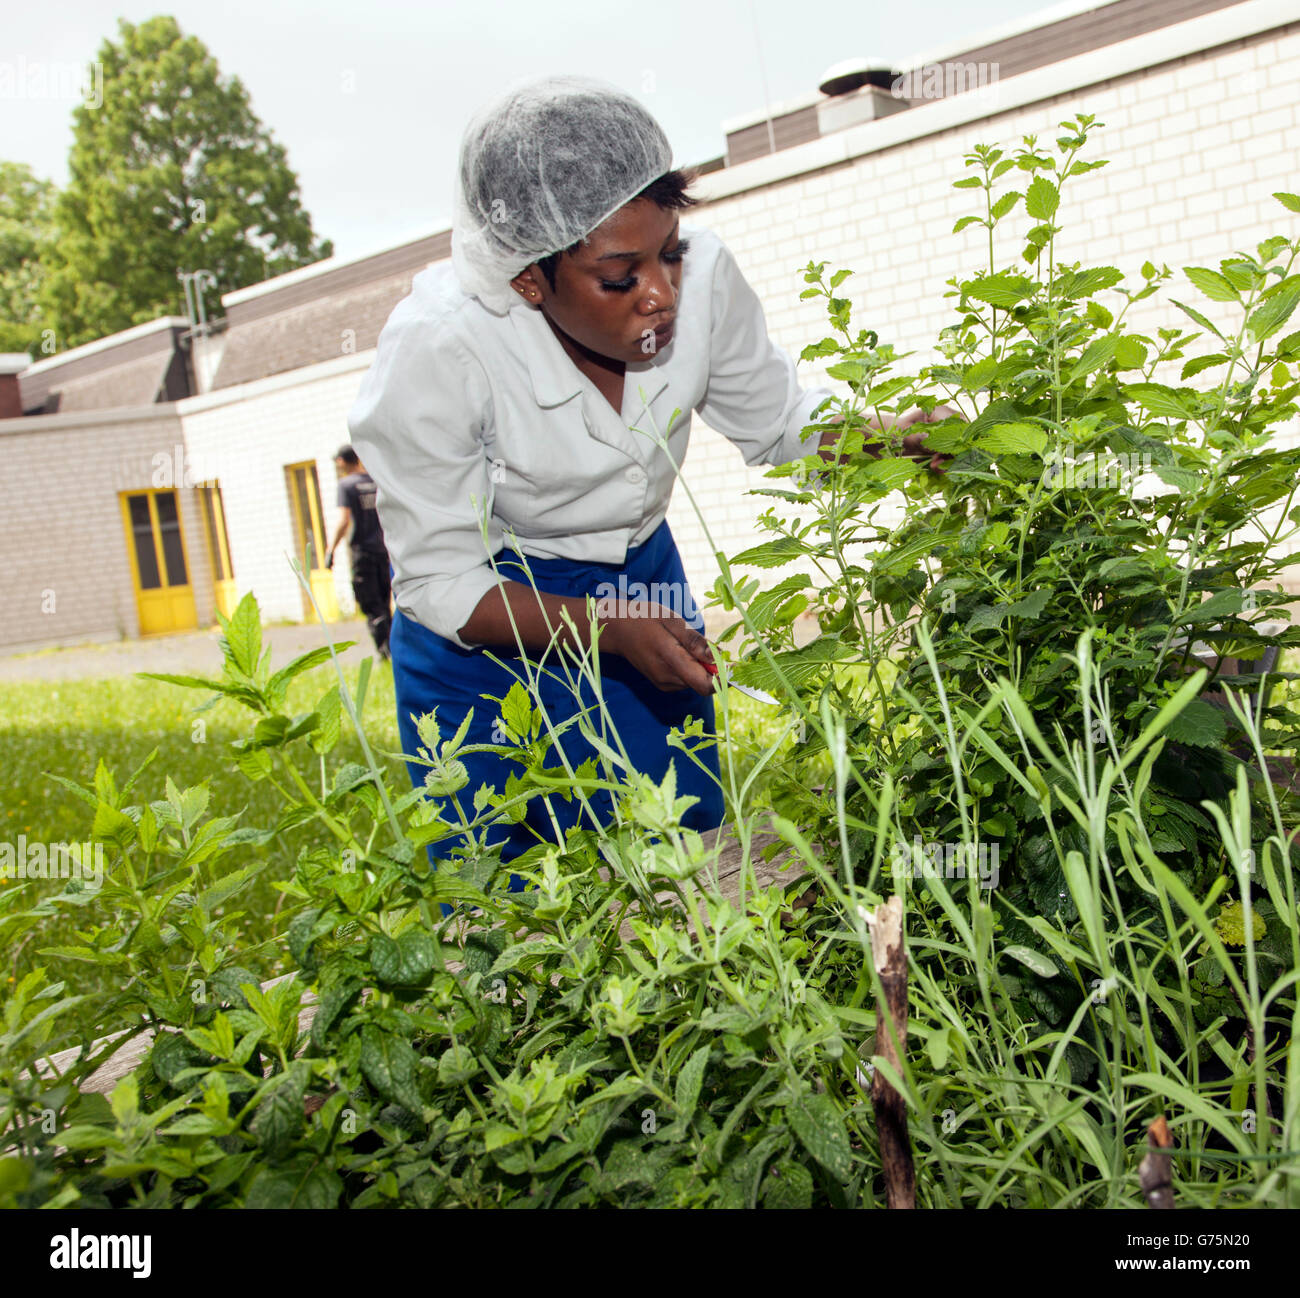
0,595 -> 891,1207
0,667 -> 401,1012
718,115 -> 1300,1043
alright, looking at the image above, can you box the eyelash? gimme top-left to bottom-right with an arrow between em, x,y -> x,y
600,237 -> 692,292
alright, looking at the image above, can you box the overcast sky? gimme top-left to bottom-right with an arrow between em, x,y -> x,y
2,0 -> 1061,261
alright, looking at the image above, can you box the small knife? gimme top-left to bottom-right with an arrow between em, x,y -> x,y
704,657 -> 781,706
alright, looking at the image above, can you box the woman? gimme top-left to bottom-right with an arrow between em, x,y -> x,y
348,76 -> 940,885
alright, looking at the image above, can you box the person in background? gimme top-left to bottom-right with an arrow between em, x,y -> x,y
328,444 -> 393,660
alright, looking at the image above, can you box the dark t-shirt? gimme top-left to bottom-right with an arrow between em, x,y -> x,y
338,472 -> 386,556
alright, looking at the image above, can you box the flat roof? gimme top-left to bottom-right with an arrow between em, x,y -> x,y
695,0 -> 1288,203
21,316 -> 190,376
221,219 -> 451,307
902,0 -> 1118,74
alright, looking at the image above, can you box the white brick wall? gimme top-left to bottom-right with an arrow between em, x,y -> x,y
0,411 -> 187,649
670,21 -> 1300,609
0,363 -> 373,651
181,363 -> 371,625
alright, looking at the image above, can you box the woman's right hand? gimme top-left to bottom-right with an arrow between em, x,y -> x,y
596,598 -> 716,695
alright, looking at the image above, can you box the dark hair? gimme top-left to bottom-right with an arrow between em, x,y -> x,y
335,445 -> 360,466
535,167 -> 699,292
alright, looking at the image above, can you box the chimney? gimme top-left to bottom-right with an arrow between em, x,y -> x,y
0,354 -> 31,419
816,57 -> 909,136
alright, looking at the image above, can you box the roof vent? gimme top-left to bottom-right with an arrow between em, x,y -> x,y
818,57 -> 896,97
816,57 -> 910,136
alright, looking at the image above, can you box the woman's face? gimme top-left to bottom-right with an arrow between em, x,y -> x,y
511,199 -> 686,364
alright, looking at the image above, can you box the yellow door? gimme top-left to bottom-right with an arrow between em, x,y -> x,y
197,482 -> 239,620
285,462 -> 339,622
120,489 -> 199,636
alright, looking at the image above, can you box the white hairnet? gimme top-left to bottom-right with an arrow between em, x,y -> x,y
451,75 -> 674,315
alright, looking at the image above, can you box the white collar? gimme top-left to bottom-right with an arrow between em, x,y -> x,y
509,303 -> 669,416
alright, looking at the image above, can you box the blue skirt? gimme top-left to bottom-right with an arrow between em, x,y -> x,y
390,519 -> 724,901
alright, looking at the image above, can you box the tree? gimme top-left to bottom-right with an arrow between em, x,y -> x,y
41,15 -> 333,349
0,162 -> 57,357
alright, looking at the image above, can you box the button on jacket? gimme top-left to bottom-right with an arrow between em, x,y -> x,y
347,223 -> 834,649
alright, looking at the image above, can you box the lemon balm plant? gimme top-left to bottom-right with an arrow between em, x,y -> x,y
718,116 -> 1300,1053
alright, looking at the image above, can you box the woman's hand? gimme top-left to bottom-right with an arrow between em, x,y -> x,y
895,404 -> 960,471
596,598 -> 717,695
460,585 -> 716,693
817,405 -> 960,472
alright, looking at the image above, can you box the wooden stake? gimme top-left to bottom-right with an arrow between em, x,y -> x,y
1138,1114 -> 1175,1209
865,896 -> 915,1209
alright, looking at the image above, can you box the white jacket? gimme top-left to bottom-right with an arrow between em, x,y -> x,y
347,224 -> 833,648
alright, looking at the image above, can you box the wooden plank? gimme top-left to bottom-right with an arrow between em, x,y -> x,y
612,820 -> 816,943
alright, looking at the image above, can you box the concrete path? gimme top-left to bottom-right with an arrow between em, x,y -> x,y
0,619 -> 379,683
0,608 -> 794,684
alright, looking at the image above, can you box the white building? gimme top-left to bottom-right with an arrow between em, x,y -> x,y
1,0 -> 1296,651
